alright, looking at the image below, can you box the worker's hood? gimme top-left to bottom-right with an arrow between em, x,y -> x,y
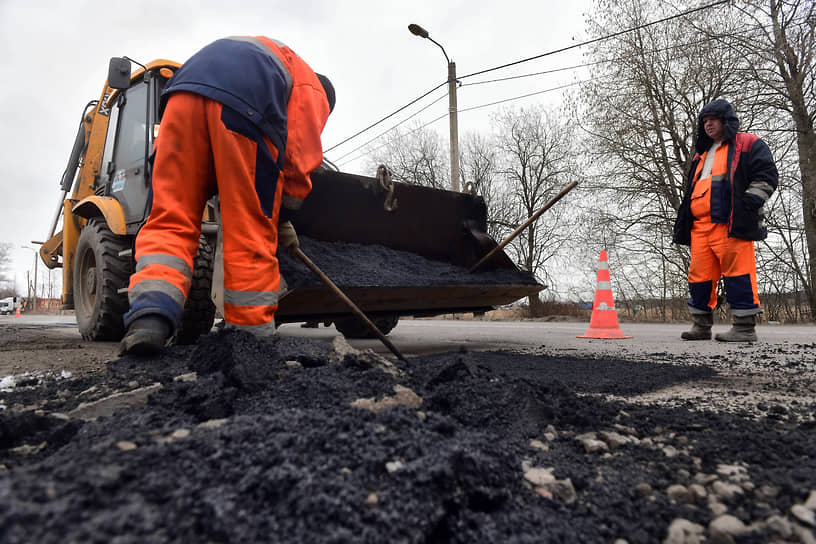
695,99 -> 740,154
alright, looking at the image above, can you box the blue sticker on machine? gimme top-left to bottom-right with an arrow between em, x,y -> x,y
111,170 -> 126,192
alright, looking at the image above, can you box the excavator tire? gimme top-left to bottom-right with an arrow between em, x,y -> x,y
334,314 -> 399,339
176,235 -> 216,345
74,218 -> 132,341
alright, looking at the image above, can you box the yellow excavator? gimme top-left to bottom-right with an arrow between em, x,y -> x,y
39,56 -> 542,344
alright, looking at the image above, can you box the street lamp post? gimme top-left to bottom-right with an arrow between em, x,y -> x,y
21,245 -> 38,312
408,23 -> 460,192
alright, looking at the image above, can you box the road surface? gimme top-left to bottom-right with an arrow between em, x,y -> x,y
2,313 -> 813,364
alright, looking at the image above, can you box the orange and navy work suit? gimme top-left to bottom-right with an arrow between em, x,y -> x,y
673,99 -> 778,317
124,36 -> 331,335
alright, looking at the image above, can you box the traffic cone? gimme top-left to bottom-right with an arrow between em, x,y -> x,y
578,250 -> 631,339
14,300 -> 21,318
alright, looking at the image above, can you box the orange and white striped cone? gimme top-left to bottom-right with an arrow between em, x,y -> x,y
578,250 -> 631,339
14,300 -> 21,318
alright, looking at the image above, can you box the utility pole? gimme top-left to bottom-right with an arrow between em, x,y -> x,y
408,23 -> 460,192
22,245 -> 38,312
446,60 -> 460,193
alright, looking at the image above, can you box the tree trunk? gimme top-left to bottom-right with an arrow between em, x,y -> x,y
527,294 -> 544,317
797,128 -> 816,318
768,0 -> 816,320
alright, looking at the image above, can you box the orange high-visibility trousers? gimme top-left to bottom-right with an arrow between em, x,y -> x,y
126,92 -> 284,335
688,221 -> 760,316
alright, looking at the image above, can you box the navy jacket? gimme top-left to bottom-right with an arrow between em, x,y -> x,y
162,37 -> 292,155
673,99 -> 778,245
158,36 -> 331,219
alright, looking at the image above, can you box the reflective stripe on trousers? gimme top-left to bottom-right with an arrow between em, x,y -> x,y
126,92 -> 282,331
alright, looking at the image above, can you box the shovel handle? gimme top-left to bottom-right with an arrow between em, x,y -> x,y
292,247 -> 407,362
469,181 -> 578,272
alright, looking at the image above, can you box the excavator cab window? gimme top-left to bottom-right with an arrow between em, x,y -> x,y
99,76 -> 163,232
112,84 -> 147,173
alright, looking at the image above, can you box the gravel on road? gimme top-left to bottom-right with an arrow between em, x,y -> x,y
1,322 -> 815,543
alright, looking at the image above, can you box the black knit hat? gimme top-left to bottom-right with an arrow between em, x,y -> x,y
315,73 -> 335,113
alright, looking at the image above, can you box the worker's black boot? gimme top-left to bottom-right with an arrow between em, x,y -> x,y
119,315 -> 172,355
681,312 -> 713,340
715,315 -> 757,343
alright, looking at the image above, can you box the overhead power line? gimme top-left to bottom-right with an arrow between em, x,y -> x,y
461,63 -> 591,87
334,80 -> 585,169
458,81 -> 582,114
324,82 -> 445,154
458,0 -> 730,81
331,41 -> 703,166
335,33 -> 757,168
332,91 -> 449,164
326,0 -> 730,155
332,23 -> 755,169
335,112 -> 449,169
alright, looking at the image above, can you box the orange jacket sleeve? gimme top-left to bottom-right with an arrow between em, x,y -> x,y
279,55 -> 331,214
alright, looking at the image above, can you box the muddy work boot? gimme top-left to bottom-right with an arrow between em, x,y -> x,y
120,315 -> 172,355
681,312 -> 713,340
715,315 -> 757,343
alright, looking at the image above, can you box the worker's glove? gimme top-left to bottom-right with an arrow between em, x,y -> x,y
278,221 -> 299,253
743,192 -> 764,211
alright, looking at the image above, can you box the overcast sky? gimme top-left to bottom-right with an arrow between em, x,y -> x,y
0,0 -> 593,295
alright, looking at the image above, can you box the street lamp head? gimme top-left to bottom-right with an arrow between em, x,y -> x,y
408,23 -> 429,39
408,23 -> 450,64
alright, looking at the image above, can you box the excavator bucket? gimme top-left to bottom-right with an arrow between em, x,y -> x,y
275,167 -> 543,325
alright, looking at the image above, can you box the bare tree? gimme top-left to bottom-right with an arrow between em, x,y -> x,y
492,105 -> 578,310
364,107 -> 580,307
577,0 -> 760,317
726,0 -> 816,319
0,242 -> 14,298
459,132 -> 513,241
365,122 -> 449,190
756,137 -> 811,320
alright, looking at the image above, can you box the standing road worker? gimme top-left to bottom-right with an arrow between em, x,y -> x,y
120,36 -> 335,355
673,99 -> 778,342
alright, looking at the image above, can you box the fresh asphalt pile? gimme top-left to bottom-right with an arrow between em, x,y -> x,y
1,327 -> 815,543
277,236 -> 540,289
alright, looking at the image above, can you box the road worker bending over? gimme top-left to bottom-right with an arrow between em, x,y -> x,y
673,99 -> 778,342
120,36 -> 335,355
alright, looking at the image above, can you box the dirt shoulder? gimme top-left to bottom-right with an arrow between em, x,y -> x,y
0,319 -> 118,378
